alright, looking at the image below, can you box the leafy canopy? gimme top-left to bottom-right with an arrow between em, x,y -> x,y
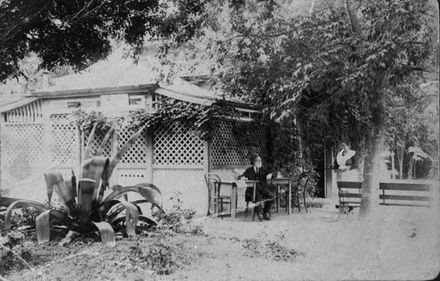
0,0 -> 207,81
187,0 -> 434,157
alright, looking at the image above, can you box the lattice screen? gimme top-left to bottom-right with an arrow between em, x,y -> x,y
50,114 -> 79,166
83,126 -> 148,166
153,121 -> 204,167
1,123 -> 45,168
211,121 -> 266,166
84,128 -> 113,158
117,127 -> 148,165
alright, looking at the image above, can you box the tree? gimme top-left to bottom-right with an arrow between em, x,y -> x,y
0,0 -> 207,82
181,0 -> 435,218
386,81 -> 437,179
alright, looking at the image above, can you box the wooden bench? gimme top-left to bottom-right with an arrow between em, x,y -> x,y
379,182 -> 432,207
337,181 -> 362,208
337,181 -> 432,210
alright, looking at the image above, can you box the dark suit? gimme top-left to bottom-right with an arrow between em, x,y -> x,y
241,166 -> 273,214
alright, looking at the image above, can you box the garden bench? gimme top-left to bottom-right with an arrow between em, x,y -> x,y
379,182 -> 432,207
337,181 -> 362,216
337,181 -> 433,212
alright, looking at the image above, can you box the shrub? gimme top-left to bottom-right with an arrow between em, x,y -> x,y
242,238 -> 300,261
129,237 -> 192,275
154,192 -> 201,235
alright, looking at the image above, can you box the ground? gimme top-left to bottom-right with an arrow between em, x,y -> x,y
2,200 -> 440,281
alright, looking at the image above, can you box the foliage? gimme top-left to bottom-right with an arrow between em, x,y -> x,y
129,236 -> 192,275
72,95 -> 261,143
126,98 -> 214,140
7,207 -> 40,229
0,127 -> 163,244
179,0 -> 435,215
153,192 -> 201,234
0,230 -> 33,274
0,0 -> 208,81
386,80 -> 438,178
242,238 -> 300,261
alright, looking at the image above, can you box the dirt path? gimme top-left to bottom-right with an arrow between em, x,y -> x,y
4,204 -> 440,281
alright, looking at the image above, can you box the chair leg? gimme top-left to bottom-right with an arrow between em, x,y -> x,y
303,193 -> 308,213
252,205 -> 262,221
244,202 -> 249,218
219,199 -> 224,220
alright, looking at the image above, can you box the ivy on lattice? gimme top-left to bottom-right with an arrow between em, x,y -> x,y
68,98 -> 267,167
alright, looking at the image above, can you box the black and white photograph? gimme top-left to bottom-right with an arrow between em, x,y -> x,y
0,0 -> 439,280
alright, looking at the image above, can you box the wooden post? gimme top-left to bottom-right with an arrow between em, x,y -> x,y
146,130 -> 153,183
324,143 -> 334,198
231,183 -> 237,219
391,151 -> 395,180
204,140 -> 210,174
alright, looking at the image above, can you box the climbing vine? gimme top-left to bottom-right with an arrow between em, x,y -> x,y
70,97 -> 259,142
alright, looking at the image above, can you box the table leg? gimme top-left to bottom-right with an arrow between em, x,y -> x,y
252,183 -> 256,220
277,184 -> 280,213
288,181 -> 292,215
231,183 -> 237,220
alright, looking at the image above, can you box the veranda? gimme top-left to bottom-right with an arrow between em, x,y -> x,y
0,80 -> 266,215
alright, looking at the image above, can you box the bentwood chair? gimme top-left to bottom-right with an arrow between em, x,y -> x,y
293,172 -> 312,213
204,173 -> 231,218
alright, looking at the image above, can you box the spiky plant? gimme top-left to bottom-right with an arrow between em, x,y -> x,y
0,124 -> 162,244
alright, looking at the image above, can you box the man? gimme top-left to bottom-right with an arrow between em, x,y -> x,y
240,154 -> 273,221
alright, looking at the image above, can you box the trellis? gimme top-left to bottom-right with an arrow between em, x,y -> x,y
118,127 -> 148,165
50,114 -> 80,167
1,123 -> 46,168
211,120 -> 266,167
84,127 -> 113,159
153,121 -> 204,167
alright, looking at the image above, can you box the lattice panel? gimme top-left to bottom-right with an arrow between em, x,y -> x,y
50,114 -> 79,166
153,122 -> 204,167
1,123 -> 45,168
117,127 -> 148,165
84,128 -> 113,158
211,121 -> 266,166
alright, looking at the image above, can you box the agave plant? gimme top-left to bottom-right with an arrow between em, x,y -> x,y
0,124 -> 163,244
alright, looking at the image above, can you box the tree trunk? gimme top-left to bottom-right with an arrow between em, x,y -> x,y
358,128 -> 385,219
408,158 -> 414,179
391,151 -> 395,179
345,0 -> 361,33
398,143 -> 404,179
359,92 -> 386,219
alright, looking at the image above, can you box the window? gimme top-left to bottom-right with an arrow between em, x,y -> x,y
129,98 -> 142,105
67,101 -> 81,108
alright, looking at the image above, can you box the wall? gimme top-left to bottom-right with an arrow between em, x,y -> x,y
153,168 -> 207,215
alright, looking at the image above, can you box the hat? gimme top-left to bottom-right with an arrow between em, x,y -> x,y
249,154 -> 259,164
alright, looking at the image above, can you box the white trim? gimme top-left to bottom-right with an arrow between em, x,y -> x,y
0,98 -> 40,113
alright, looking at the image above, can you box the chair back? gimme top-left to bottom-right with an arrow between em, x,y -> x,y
204,173 -> 221,196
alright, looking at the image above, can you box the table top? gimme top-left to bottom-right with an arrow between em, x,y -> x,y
270,177 -> 293,183
219,180 -> 259,188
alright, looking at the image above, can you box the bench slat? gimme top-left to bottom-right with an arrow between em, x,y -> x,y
340,201 -> 361,205
379,195 -> 431,201
379,183 -> 431,192
337,181 -> 362,189
339,193 -> 362,198
379,203 -> 430,207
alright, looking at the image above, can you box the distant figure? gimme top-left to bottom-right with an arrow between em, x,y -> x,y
332,142 -> 359,211
334,142 -> 357,173
239,154 -> 273,221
